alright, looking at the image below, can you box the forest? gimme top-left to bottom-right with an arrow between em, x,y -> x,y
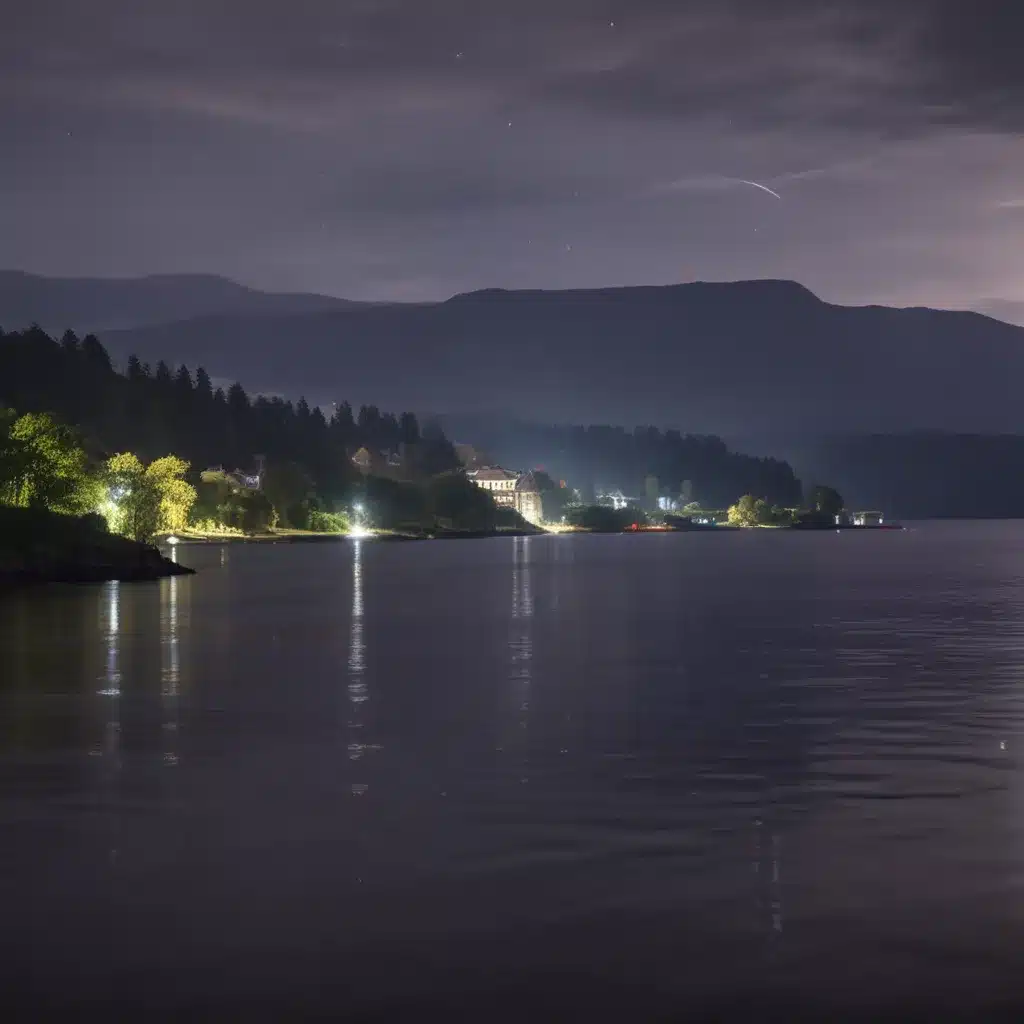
441,414 -> 803,509
0,325 -> 464,534
1,324 -> 810,538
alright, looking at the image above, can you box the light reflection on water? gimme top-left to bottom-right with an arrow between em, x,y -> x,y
348,539 -> 370,794
161,575 -> 180,767
510,535 -> 533,778
4,524 -> 1024,1013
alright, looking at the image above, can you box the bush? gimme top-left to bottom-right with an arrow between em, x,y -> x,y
308,508 -> 350,533
564,503 -> 638,532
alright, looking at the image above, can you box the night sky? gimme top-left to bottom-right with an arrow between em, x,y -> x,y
3,1 -> 1023,320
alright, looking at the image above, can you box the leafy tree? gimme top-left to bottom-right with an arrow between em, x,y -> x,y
106,452 -> 160,542
262,460 -> 314,528
728,494 -> 765,527
307,508 -> 350,533
399,412 -> 420,445
564,503 -> 636,532
808,485 -> 844,518
219,490 -> 276,534
427,472 -> 497,530
2,411 -> 99,514
533,470 -> 572,521
147,455 -> 197,533
105,452 -> 196,542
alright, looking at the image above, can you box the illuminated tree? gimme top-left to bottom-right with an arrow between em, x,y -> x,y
727,494 -> 769,527
105,452 -> 196,542
1,411 -> 101,514
106,452 -> 159,542
147,455 -> 197,533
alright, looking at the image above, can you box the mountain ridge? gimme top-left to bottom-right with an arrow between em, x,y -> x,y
5,271 -> 1024,438
0,270 -> 369,333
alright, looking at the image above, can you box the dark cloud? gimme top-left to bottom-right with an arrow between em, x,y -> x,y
1,1 -> 1023,312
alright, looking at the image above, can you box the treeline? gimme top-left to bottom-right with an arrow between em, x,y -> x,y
0,325 -> 460,509
442,415 -> 802,508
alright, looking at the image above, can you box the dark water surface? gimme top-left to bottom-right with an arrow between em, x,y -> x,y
5,524 -> 1024,1018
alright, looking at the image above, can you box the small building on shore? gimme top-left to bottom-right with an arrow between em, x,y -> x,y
852,511 -> 884,526
466,466 -> 519,508
514,471 -> 544,525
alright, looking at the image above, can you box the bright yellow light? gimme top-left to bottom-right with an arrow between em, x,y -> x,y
348,525 -> 373,539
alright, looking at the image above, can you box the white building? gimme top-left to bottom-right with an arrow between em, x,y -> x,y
467,466 -> 545,524
466,467 -> 519,508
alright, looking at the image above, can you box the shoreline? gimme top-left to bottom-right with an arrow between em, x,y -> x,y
166,526 -> 545,546
165,521 -> 904,547
1,508 -> 195,588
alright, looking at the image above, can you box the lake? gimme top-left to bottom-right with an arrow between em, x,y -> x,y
4,524 -> 1024,1018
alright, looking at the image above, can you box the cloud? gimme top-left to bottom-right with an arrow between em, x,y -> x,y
2,0 -> 1024,315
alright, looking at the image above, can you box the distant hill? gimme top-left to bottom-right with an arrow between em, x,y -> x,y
0,271 -> 365,333
87,278 -> 1024,438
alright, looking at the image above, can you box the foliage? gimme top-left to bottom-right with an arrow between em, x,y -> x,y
727,495 -> 797,527
307,508 -> 350,533
727,495 -> 762,527
105,452 -> 197,542
189,517 -> 244,536
363,476 -> 429,530
427,472 -> 498,531
105,452 -> 159,542
262,461 -> 315,528
807,485 -> 844,518
440,418 -> 803,509
0,410 -> 100,515
218,490 -> 276,534
147,455 -> 197,533
0,325 -> 461,523
533,470 -> 572,521
564,503 -> 639,532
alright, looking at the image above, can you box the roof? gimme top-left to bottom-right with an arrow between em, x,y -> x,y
468,466 -> 518,482
515,471 -> 541,493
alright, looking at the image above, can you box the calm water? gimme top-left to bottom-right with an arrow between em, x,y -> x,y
4,524 -> 1024,1017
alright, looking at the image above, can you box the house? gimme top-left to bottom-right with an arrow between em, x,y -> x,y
201,466 -> 261,492
466,465 -> 547,523
514,471 -> 544,524
853,511 -> 884,526
351,447 -> 373,473
466,466 -> 519,507
351,446 -> 408,479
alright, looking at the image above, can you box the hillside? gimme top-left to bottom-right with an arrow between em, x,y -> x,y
0,271 -> 365,333
90,279 -> 1024,438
